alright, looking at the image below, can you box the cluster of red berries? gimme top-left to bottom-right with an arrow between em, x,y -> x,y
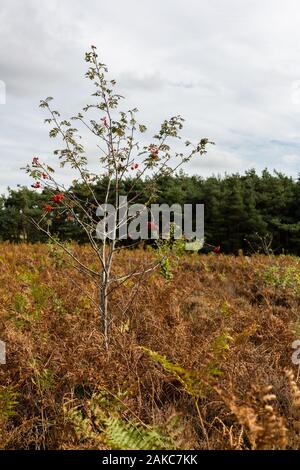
148,144 -> 159,159
131,163 -> 139,170
51,193 -> 65,204
43,204 -> 54,213
30,156 -> 65,213
31,174 -> 47,188
42,193 -> 65,213
101,116 -> 108,127
31,157 -> 48,188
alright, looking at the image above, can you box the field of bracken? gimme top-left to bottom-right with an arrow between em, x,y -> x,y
1,243 -> 300,450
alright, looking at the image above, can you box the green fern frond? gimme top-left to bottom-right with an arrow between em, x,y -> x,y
66,389 -> 180,450
0,385 -> 19,421
207,329 -> 234,378
105,416 -> 175,450
142,347 -> 205,398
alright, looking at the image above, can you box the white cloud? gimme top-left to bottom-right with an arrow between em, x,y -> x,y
186,147 -> 248,177
281,153 -> 300,164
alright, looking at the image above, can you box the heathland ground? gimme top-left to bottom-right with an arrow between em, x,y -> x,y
1,244 -> 300,449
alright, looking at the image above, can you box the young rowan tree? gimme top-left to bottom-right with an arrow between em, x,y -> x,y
25,46 -> 213,348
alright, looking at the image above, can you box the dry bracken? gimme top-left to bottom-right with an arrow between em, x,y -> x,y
0,244 -> 300,449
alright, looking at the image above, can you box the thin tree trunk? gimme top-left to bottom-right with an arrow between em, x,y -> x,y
100,269 -> 109,350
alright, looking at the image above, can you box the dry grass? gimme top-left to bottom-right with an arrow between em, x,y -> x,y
0,243 -> 300,449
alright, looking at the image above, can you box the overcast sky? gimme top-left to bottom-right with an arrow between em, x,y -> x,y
1,0 -> 300,193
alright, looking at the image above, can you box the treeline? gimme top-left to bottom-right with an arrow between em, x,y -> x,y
1,169 -> 300,254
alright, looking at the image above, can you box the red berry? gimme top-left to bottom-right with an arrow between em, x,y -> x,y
148,221 -> 158,231
51,193 -> 65,204
43,204 -> 54,213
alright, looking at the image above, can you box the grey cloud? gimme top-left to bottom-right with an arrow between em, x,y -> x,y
1,0 -> 300,192
117,71 -> 165,91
